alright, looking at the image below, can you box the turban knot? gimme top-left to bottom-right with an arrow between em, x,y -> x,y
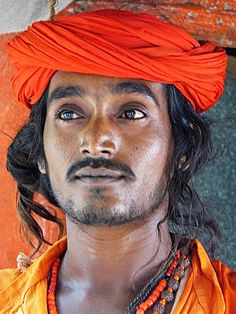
6,9 -> 227,112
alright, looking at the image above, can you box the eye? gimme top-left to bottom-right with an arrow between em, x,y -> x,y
120,109 -> 146,120
56,109 -> 81,121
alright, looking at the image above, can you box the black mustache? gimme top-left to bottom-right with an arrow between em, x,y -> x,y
66,157 -> 136,182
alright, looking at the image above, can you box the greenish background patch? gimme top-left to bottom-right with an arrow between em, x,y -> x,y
195,75 -> 236,269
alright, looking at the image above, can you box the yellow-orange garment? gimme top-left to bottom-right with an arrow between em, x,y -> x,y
0,237 -> 235,313
6,9 -> 227,112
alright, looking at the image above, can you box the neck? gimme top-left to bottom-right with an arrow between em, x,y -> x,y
59,212 -> 172,297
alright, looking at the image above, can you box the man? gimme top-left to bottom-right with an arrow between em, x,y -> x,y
0,9 -> 235,314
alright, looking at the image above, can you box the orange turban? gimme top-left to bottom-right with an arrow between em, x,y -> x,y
6,9 -> 227,112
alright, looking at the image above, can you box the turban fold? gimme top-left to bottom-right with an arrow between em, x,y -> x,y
6,9 -> 227,112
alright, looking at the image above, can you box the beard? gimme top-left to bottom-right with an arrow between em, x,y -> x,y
46,177 -> 168,227
40,157 -> 169,227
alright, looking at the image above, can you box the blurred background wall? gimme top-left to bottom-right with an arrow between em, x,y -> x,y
0,0 -> 235,268
195,73 -> 236,268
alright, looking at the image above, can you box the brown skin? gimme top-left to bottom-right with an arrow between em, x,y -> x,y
39,72 -> 186,313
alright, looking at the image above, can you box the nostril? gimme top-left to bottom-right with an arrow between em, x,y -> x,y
101,149 -> 111,154
81,148 -> 111,156
81,149 -> 90,155
80,139 -> 116,157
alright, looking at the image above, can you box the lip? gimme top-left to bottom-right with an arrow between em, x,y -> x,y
76,176 -> 124,185
75,167 -> 124,179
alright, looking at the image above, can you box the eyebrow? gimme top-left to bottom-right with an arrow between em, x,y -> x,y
47,85 -> 86,108
111,81 -> 159,106
47,80 -> 160,109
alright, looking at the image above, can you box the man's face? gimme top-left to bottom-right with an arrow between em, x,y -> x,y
41,72 -> 173,226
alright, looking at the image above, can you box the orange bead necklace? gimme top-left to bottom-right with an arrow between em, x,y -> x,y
135,252 -> 190,314
47,257 -> 60,314
47,250 -> 190,314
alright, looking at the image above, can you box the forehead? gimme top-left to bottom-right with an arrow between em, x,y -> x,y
48,71 -> 166,104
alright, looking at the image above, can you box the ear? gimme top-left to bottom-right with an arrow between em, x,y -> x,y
37,159 -> 46,174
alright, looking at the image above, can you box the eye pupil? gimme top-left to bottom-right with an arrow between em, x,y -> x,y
125,110 -> 135,119
122,109 -> 144,120
64,112 -> 72,119
60,111 -> 77,120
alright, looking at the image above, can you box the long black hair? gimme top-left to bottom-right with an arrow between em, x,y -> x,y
6,84 -> 220,257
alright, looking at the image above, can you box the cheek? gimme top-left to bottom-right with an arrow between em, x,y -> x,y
132,128 -> 173,182
43,122 -> 73,180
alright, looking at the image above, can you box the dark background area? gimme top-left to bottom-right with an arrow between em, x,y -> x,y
195,67 -> 236,268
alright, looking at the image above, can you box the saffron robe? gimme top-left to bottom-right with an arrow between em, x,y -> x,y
0,237 -> 235,314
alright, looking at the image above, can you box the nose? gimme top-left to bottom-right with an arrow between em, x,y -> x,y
79,116 -> 118,158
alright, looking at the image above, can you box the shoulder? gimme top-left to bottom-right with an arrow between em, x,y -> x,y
212,260 -> 236,313
0,236 -> 67,293
0,237 -> 67,313
212,259 -> 236,292
0,267 -> 21,291
0,264 -> 46,313
191,240 -> 236,313
0,251 -> 33,292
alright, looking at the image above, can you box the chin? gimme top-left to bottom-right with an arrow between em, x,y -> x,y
62,202 -> 144,226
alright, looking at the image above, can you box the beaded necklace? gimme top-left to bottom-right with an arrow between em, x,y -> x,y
47,250 -> 190,314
